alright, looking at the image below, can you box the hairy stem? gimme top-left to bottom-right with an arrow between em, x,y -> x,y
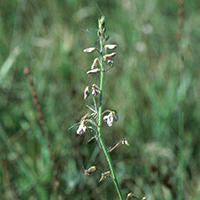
97,33 -> 124,200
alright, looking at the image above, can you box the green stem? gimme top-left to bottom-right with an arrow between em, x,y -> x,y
97,33 -> 124,200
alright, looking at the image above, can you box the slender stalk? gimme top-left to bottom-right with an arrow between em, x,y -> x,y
97,32 -> 124,200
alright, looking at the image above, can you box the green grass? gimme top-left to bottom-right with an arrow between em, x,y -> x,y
1,0 -> 200,199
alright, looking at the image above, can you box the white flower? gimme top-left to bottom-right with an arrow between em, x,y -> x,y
104,44 -> 117,50
84,85 -> 90,100
86,68 -> 100,74
83,47 -> 96,53
76,120 -> 86,135
103,112 -> 114,127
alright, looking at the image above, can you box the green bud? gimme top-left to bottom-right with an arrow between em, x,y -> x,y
98,16 -> 106,30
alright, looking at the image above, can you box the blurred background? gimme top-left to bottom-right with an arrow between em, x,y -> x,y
1,0 -> 200,199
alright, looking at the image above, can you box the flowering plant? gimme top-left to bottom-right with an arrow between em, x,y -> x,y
75,16 -> 145,200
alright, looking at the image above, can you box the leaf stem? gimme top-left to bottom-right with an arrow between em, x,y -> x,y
97,32 -> 124,200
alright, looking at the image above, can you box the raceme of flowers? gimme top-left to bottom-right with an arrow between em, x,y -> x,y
76,40 -> 118,136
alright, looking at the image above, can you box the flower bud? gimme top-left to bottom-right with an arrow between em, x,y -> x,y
104,44 -> 117,50
92,84 -> 100,96
86,68 -> 100,74
107,59 -> 114,67
83,47 -> 96,53
84,166 -> 97,175
91,58 -> 99,69
121,138 -> 129,146
84,85 -> 90,100
103,52 -> 116,61
126,193 -> 133,200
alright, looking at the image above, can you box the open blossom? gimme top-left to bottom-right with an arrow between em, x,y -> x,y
76,120 -> 87,135
103,111 -> 118,126
84,86 -> 90,100
103,112 -> 114,127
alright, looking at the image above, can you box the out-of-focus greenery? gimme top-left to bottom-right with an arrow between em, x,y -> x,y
1,0 -> 200,199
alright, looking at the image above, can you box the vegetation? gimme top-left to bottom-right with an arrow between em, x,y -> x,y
1,0 -> 200,199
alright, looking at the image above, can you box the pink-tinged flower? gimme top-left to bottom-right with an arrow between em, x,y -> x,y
91,58 -> 99,69
103,52 -> 116,61
83,47 -> 96,53
103,112 -> 114,127
104,44 -> 117,50
76,120 -> 87,135
86,68 -> 100,74
92,84 -> 100,96
84,85 -> 90,100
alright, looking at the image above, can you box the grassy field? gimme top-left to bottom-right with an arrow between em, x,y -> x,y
1,0 -> 200,199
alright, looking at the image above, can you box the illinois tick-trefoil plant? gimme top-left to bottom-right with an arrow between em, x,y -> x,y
76,16 -> 133,200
